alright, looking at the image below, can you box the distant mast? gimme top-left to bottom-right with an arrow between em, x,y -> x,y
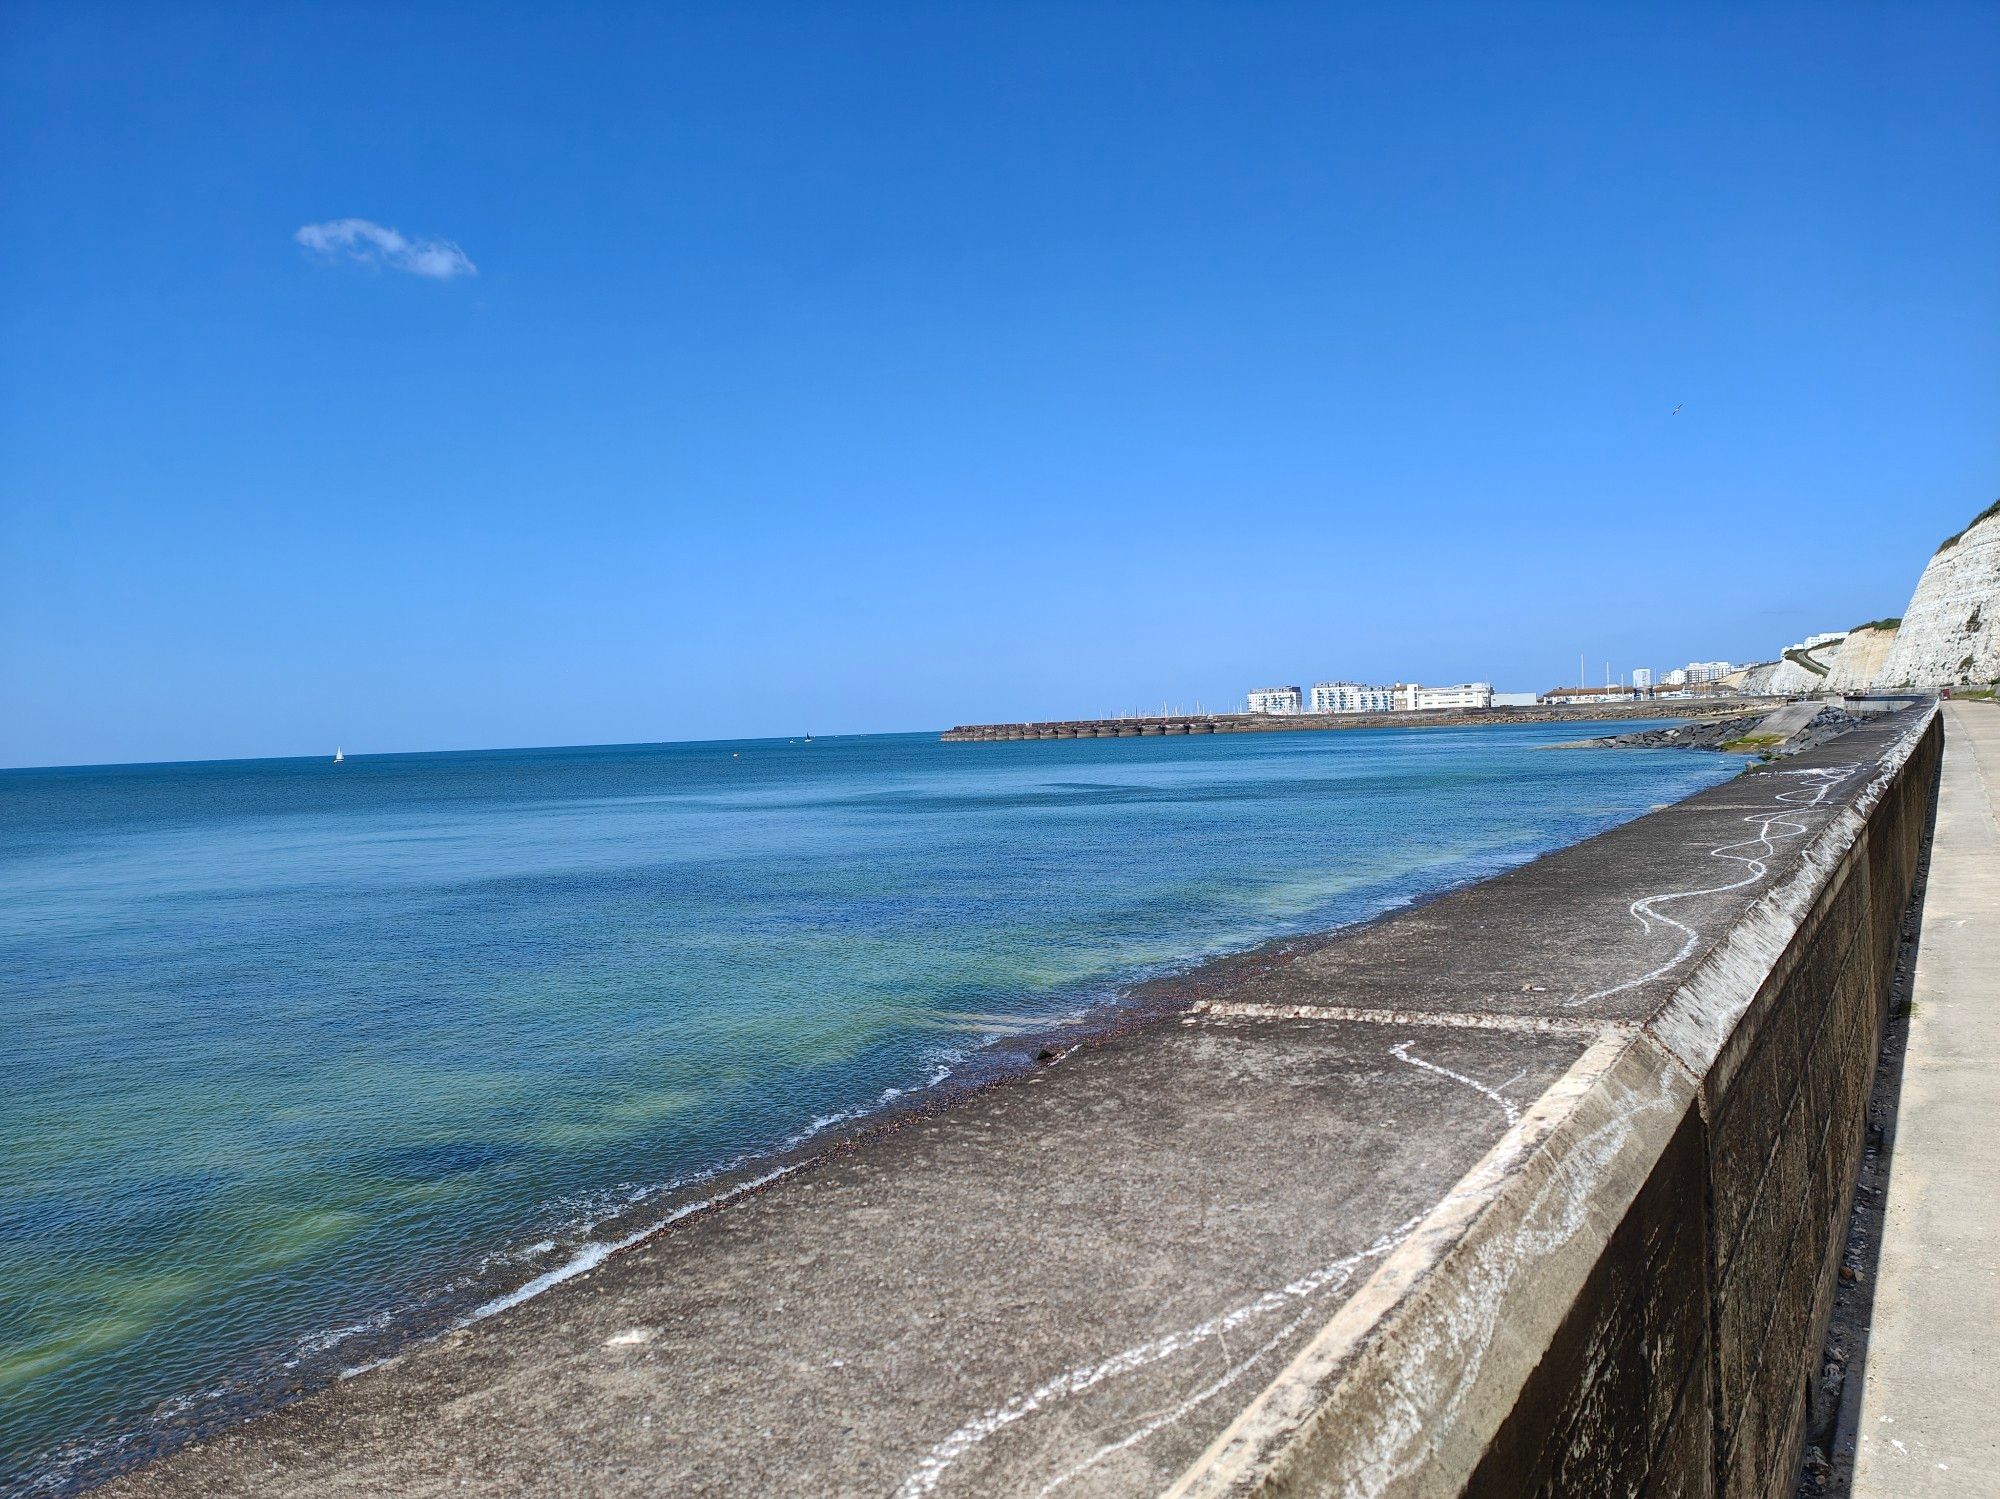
333,747 -> 344,763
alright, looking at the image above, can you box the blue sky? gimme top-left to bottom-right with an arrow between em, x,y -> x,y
4,2 -> 1996,766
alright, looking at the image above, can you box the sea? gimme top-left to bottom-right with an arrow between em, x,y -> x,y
0,722 -> 1740,1492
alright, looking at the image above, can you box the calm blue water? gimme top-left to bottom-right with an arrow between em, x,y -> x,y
0,724 -> 1737,1491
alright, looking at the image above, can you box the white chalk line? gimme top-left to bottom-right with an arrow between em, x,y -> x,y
1388,1039 -> 1521,1126
1034,1041 -> 1523,1494
898,1037 -> 1531,1497
1348,1062 -> 1684,1496
1030,1299 -> 1327,1498
1570,766 -> 1858,1006
892,1213 -> 1423,1499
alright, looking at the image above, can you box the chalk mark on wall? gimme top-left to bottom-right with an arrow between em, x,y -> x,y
893,1207 -> 1424,1498
898,1040 -> 1537,1497
1570,766 -> 1857,1006
1389,1039 -> 1521,1126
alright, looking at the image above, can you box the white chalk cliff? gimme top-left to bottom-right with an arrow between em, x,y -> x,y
1724,657 -> 1825,696
1821,626 -> 1899,694
1873,502 -> 2000,689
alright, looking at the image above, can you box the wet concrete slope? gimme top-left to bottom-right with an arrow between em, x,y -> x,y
104,712 -> 1941,1499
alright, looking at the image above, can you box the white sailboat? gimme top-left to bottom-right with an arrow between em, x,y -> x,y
333,747 -> 345,763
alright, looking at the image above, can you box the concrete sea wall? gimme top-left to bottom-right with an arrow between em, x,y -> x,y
1172,709 -> 1941,1499
98,711 -> 1940,1499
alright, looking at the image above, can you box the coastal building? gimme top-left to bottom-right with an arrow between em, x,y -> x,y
1309,681 -> 1399,714
1246,685 -> 1303,716
1400,682 -> 1495,711
1661,668 -> 1689,687
1540,684 -> 1642,704
1632,668 -> 1654,690
1686,660 -> 1734,684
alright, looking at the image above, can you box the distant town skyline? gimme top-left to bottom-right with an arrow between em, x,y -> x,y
4,3 -> 1997,767
1236,660 -> 1745,718
1223,619 -> 1900,719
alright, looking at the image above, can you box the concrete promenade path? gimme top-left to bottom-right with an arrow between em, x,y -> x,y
1854,702 -> 2000,1495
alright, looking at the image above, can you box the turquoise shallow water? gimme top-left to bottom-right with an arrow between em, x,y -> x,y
0,723 -> 1738,1492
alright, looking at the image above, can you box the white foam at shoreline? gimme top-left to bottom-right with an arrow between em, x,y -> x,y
458,1056 -> 973,1329
467,1164 -> 799,1322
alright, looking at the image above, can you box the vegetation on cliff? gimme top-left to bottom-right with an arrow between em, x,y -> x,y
1935,498 -> 2000,554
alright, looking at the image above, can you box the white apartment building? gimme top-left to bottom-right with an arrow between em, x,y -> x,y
1310,681 -> 1399,714
1632,668 -> 1654,690
1246,685 -> 1303,715
1400,682 -> 1495,711
1686,660 -> 1734,684
1661,668 -> 1689,687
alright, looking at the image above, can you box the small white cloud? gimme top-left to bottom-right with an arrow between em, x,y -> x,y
295,218 -> 477,280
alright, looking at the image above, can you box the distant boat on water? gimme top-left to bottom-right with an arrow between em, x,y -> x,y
333,747 -> 344,763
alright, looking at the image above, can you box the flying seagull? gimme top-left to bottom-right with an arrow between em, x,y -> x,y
1671,404 -> 1683,415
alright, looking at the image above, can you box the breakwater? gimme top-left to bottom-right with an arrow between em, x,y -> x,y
941,698 -> 1782,741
